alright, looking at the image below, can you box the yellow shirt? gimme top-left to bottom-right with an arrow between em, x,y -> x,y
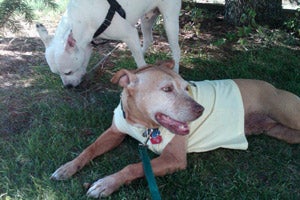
114,79 -> 248,154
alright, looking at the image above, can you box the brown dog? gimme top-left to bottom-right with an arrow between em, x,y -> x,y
50,60 -> 300,198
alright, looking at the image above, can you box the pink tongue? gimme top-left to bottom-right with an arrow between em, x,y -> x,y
155,113 -> 190,135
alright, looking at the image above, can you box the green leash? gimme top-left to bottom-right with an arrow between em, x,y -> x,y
120,99 -> 162,199
139,143 -> 162,200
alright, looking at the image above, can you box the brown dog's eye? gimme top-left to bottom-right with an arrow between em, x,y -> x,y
162,86 -> 173,92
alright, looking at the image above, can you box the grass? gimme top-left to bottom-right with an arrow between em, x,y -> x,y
1,2 -> 300,200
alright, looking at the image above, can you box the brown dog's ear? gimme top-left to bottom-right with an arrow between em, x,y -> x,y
111,69 -> 137,88
156,60 -> 175,70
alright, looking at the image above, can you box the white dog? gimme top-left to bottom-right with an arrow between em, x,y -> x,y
36,0 -> 181,87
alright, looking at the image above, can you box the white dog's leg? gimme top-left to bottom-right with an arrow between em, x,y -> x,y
159,4 -> 181,73
102,15 -> 147,68
141,9 -> 160,54
123,27 -> 147,67
163,18 -> 180,73
36,23 -> 53,47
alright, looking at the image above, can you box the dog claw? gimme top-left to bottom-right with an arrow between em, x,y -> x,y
86,176 -> 119,198
50,161 -> 78,180
50,169 -> 68,180
36,23 -> 44,28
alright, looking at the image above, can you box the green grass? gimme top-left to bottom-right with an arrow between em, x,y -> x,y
1,4 -> 300,200
181,47 -> 300,92
1,45 -> 299,200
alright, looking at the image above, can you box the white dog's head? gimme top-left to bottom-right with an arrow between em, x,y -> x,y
36,23 -> 92,87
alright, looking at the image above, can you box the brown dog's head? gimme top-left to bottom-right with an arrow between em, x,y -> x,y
111,60 -> 204,135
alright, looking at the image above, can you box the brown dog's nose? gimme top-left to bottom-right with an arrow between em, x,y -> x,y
194,104 -> 204,117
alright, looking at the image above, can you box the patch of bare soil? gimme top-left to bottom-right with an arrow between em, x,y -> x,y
1,23 -> 48,137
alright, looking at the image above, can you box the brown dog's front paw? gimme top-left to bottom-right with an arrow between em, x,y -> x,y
50,161 -> 79,180
87,175 -> 121,198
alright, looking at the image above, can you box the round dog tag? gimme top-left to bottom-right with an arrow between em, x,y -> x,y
150,135 -> 162,144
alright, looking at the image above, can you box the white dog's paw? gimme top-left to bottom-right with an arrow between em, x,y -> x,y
36,23 -> 48,35
50,161 -> 78,180
36,23 -> 52,46
87,176 -> 120,198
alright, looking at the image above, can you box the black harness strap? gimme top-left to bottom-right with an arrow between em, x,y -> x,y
92,0 -> 126,41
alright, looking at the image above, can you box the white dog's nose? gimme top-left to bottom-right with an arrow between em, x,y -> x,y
64,84 -> 74,89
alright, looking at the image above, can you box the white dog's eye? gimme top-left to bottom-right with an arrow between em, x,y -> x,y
64,71 -> 73,76
162,86 -> 173,92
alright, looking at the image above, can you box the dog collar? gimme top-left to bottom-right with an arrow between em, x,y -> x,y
92,0 -> 126,44
187,82 -> 196,97
120,99 -> 126,119
120,99 -> 162,144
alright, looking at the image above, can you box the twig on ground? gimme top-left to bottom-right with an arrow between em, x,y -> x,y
87,43 -> 121,74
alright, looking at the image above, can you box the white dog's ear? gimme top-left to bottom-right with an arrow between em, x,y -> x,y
36,23 -> 53,47
65,31 -> 77,51
111,69 -> 138,88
